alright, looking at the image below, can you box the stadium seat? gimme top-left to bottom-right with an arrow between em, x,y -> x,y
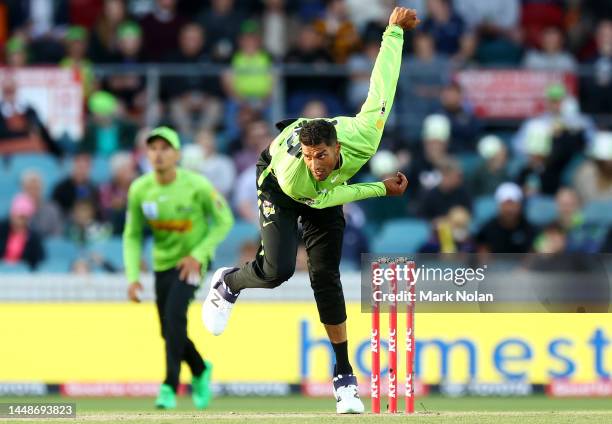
8,154 -> 63,197
87,237 -> 124,269
371,218 -> 430,253
44,237 -> 79,264
473,196 -> 497,230
214,220 -> 259,267
37,260 -> 70,273
91,155 -> 111,183
583,200 -> 612,226
457,153 -> 480,180
526,196 -> 558,227
0,262 -> 31,273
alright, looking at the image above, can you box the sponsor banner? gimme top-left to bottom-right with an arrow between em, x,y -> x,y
0,303 -> 611,384
455,70 -> 576,119
301,380 -> 428,398
547,380 -> 612,398
59,382 -> 293,397
441,382 -> 533,397
0,383 -> 47,396
0,68 -> 83,140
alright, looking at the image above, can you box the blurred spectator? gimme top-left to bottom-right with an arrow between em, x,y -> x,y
4,36 -> 28,67
197,130 -> 236,198
51,152 -> 100,216
222,21 -> 273,133
80,91 -> 138,157
7,0 -> 68,38
0,76 -> 61,157
234,120 -> 271,174
516,121 -> 556,196
103,22 -> 146,114
421,0 -> 467,57
346,0 -> 389,30
301,99 -> 328,119
342,203 -> 369,267
139,0 -> 188,61
66,199 -> 112,246
405,114 -> 451,198
523,26 -> 577,72
363,150 -> 409,224
437,82 -> 480,152
197,0 -> 245,63
233,164 -> 258,224
132,126 -> 153,174
581,20 -> 612,115
285,25 -> 333,64
476,182 -> 536,253
225,103 -> 261,154
419,206 -> 475,253
0,194 -> 45,270
59,26 -> 94,97
398,32 -> 450,142
520,0 -> 566,50
471,135 -> 510,197
284,25 -> 341,116
419,157 -> 472,221
99,152 -> 136,234
262,0 -> 292,60
89,0 -> 130,62
20,170 -> 64,237
313,0 -> 361,64
533,222 -> 567,254
554,187 -> 608,253
347,36 -> 379,112
574,131 -> 612,203
513,83 -> 595,156
230,21 -> 272,100
455,0 -> 523,65
165,23 -> 222,138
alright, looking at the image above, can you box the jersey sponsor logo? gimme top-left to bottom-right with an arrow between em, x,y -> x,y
141,202 -> 158,219
148,219 -> 193,232
262,200 -> 276,218
176,205 -> 193,214
379,99 -> 387,116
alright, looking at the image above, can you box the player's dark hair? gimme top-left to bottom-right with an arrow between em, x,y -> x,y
299,119 -> 337,146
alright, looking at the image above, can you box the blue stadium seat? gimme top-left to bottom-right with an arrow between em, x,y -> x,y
214,220 -> 259,267
37,260 -> 70,273
0,262 -> 31,273
526,196 -> 558,227
583,200 -> 612,226
457,153 -> 480,180
91,155 -> 111,183
473,196 -> 497,230
87,237 -> 124,269
371,218 -> 430,253
8,154 -> 62,196
44,237 -> 79,264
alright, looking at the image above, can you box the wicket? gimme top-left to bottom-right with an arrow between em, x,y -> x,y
370,259 -> 416,414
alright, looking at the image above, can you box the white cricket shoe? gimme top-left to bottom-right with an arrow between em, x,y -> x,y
202,267 -> 239,336
333,374 -> 364,414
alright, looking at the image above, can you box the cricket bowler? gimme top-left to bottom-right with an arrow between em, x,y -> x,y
203,7 -> 419,413
123,127 -> 234,409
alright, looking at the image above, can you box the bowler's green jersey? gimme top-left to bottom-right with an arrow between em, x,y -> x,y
259,24 -> 404,209
123,169 -> 234,283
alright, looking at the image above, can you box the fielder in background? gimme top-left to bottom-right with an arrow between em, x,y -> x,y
123,126 -> 234,410
202,7 -> 419,414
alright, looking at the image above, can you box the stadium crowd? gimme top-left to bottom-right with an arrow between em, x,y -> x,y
1,0 -> 612,272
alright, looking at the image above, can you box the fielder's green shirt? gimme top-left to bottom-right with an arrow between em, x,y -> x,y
261,24 -> 404,209
123,168 -> 234,283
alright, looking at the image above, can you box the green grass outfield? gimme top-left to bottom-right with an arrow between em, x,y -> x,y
1,395 -> 612,423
